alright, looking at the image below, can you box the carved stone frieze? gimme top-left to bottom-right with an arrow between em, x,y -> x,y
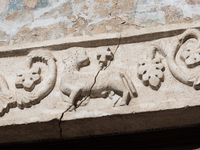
16,66 -> 41,92
1,23 -> 200,143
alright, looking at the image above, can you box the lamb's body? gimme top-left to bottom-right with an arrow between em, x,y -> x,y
60,61 -> 137,107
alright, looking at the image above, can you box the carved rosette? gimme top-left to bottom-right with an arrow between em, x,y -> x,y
138,58 -> 164,90
137,46 -> 165,90
15,66 -> 41,92
180,42 -> 200,68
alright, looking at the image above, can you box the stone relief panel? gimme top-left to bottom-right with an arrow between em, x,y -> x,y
60,48 -> 138,111
2,24 -> 200,143
1,27 -> 200,125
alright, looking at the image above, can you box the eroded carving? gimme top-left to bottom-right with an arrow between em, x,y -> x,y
15,66 -> 41,91
138,46 -> 165,90
16,50 -> 57,108
60,49 -> 137,111
181,41 -> 200,68
0,49 -> 57,116
167,29 -> 200,89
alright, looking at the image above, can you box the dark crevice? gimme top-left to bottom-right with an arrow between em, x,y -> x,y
59,105 -> 73,140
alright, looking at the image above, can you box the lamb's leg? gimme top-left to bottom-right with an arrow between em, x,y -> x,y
119,90 -> 129,106
68,88 -> 81,111
69,88 -> 81,105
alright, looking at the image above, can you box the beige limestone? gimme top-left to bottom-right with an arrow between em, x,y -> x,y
1,22 -> 200,143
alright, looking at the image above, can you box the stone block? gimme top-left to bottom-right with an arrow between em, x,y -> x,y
0,22 -> 200,143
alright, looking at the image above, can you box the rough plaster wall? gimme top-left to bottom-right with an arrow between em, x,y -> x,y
0,0 -> 200,46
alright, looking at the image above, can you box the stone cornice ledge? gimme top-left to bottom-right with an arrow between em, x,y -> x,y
1,21 -> 200,143
1,21 -> 200,54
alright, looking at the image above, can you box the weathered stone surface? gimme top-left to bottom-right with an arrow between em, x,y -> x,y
2,0 -> 200,46
1,22 -> 200,143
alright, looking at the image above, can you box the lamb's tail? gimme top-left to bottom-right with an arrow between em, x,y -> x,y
120,72 -> 137,98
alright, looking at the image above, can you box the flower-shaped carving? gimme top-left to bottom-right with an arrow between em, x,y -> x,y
15,66 -> 41,92
181,42 -> 200,68
138,58 -> 165,90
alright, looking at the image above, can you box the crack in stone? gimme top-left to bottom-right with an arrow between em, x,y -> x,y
76,69 -> 101,108
58,34 -> 121,140
59,105 -> 72,140
58,69 -> 101,140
